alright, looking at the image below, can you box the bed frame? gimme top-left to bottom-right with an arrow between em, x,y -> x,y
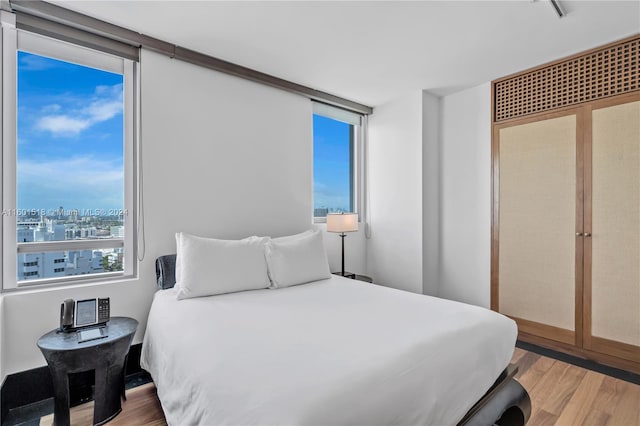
155,254 -> 531,425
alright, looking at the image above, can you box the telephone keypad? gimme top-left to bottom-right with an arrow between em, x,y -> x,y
98,298 -> 110,322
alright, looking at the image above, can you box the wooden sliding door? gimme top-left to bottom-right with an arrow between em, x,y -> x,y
585,97 -> 640,363
494,110 -> 582,345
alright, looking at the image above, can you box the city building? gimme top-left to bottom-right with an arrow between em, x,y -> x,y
16,217 -> 108,281
110,226 -> 124,238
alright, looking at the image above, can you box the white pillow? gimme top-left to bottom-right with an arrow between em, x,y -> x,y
272,229 -> 314,243
175,232 -> 271,300
265,229 -> 331,288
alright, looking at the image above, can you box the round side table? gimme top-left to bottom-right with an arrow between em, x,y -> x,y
37,317 -> 138,426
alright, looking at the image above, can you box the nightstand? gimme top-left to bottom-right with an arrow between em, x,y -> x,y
37,317 -> 138,426
333,272 -> 373,283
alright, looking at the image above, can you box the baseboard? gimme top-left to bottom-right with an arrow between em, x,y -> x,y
1,366 -> 53,425
516,340 -> 640,385
1,343 -> 149,426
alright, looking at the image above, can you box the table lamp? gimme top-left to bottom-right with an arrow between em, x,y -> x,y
326,212 -> 358,277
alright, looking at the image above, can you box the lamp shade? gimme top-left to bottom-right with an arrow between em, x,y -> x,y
326,213 -> 358,233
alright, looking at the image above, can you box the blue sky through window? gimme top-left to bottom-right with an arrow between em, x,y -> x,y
313,114 -> 352,214
17,51 -> 124,213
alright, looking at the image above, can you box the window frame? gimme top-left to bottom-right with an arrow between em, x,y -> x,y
1,12 -> 137,290
312,103 -> 364,224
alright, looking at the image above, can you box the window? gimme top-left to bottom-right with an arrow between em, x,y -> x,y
2,17 -> 137,289
312,103 -> 363,220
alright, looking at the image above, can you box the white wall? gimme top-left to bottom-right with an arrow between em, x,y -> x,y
0,48 -> 318,377
366,91 -> 423,293
437,83 -> 491,307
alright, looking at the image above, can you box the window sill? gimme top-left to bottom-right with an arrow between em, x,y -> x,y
1,273 -> 139,295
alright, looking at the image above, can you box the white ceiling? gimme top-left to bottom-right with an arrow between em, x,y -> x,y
52,0 -> 640,107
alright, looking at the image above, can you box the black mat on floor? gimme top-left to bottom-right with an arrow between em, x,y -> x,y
516,340 -> 640,385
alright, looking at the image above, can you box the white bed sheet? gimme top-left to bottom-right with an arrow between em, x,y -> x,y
141,276 -> 517,426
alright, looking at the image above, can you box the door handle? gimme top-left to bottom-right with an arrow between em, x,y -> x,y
576,232 -> 583,236
585,232 -> 592,237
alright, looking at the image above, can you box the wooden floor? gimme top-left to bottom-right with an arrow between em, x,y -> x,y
40,348 -> 640,426
512,347 -> 640,425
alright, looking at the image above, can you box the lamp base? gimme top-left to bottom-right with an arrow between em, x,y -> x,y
332,271 -> 356,279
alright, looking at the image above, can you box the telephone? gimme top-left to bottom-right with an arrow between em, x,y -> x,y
60,298 -> 110,332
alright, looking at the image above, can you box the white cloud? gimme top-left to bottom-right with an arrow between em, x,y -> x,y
42,104 -> 61,113
313,181 -> 328,191
18,156 -> 123,210
37,116 -> 91,135
95,85 -> 114,95
35,84 -> 123,137
19,55 -> 57,71
85,100 -> 123,122
313,180 -> 349,210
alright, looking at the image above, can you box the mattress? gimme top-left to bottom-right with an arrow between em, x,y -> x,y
141,276 -> 517,426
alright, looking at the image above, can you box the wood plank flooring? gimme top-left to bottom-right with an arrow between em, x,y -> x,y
40,348 -> 640,425
511,348 -> 640,425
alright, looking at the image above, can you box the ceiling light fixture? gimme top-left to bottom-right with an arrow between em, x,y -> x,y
550,0 -> 565,18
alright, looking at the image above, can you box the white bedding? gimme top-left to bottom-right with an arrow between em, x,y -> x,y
141,276 -> 517,426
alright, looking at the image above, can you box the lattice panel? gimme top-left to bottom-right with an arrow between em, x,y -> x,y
495,37 -> 639,122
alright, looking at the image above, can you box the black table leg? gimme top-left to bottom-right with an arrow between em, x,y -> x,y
93,363 -> 125,425
120,354 -> 129,401
49,367 -> 70,426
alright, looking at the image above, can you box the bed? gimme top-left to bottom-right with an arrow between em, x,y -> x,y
141,251 -> 530,426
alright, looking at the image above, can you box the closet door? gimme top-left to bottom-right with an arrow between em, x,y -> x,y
585,96 -> 640,362
494,109 -> 583,345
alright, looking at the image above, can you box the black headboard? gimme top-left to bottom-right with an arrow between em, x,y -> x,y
155,254 -> 177,289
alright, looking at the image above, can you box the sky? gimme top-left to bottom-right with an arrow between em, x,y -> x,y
313,114 -> 352,213
17,51 -> 124,214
